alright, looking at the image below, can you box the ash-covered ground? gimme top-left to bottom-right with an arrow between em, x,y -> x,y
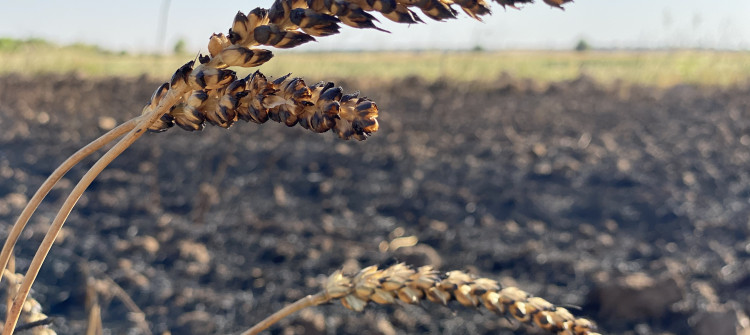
1,73 -> 749,335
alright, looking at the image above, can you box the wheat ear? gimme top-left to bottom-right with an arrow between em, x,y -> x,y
246,263 -> 600,335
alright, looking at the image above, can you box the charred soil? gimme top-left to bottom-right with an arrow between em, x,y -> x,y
1,74 -> 749,335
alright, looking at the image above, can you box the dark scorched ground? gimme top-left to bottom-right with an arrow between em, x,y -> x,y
0,73 -> 749,335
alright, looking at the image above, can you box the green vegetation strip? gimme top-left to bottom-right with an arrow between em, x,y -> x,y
1,38 -> 749,87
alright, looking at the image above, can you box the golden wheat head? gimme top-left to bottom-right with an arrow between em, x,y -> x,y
323,263 -> 600,335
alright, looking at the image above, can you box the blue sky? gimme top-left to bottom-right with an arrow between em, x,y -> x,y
1,0 -> 748,53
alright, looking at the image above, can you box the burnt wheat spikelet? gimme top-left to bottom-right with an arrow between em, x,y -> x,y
226,0 -> 572,51
148,69 -> 379,140
142,0 -> 575,138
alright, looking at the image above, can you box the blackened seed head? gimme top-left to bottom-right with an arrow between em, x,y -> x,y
148,114 -> 174,133
155,81 -> 170,96
219,69 -> 237,82
217,107 -> 233,123
250,7 -> 268,17
195,71 -> 207,89
321,101 -> 340,115
356,101 -> 374,111
298,117 -> 311,129
252,69 -> 266,80
161,113 -> 175,122
382,0 -> 398,13
150,82 -> 171,107
249,106 -> 269,123
268,109 -> 282,123
268,0 -> 287,23
194,90 -> 209,101
513,306 -> 527,318
253,25 -> 272,44
171,60 -> 194,87
285,33 -> 316,48
283,115 -> 298,127
341,92 -> 358,103
257,48 -> 274,59
289,8 -> 305,25
178,121 -> 204,132
234,11 -> 249,25
228,79 -> 247,92
273,73 -> 292,85
320,86 -> 343,101
248,70 -> 267,88
536,314 -> 552,326
228,28 -> 241,44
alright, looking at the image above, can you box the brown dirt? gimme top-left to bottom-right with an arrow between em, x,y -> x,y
1,73 -> 749,335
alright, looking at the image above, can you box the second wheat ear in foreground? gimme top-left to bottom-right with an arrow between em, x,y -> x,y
245,263 -> 600,335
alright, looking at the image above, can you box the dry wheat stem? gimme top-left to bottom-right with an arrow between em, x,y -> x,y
99,277 -> 152,335
1,87 -> 188,335
4,259 -> 14,324
0,118 -> 140,289
245,263 -> 601,335
240,292 -> 329,335
85,278 -> 102,335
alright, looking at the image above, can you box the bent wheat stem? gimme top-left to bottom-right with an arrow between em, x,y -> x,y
240,292 -> 329,335
0,118 -> 140,288
1,88 -> 188,335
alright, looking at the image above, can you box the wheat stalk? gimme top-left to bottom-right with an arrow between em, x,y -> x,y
1,0 -> 578,333
0,119 -> 140,290
244,263 -> 599,335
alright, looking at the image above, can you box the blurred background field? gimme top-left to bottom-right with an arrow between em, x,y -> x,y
2,38 -> 749,88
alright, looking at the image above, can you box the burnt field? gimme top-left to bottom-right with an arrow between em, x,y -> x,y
1,73 -> 749,335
